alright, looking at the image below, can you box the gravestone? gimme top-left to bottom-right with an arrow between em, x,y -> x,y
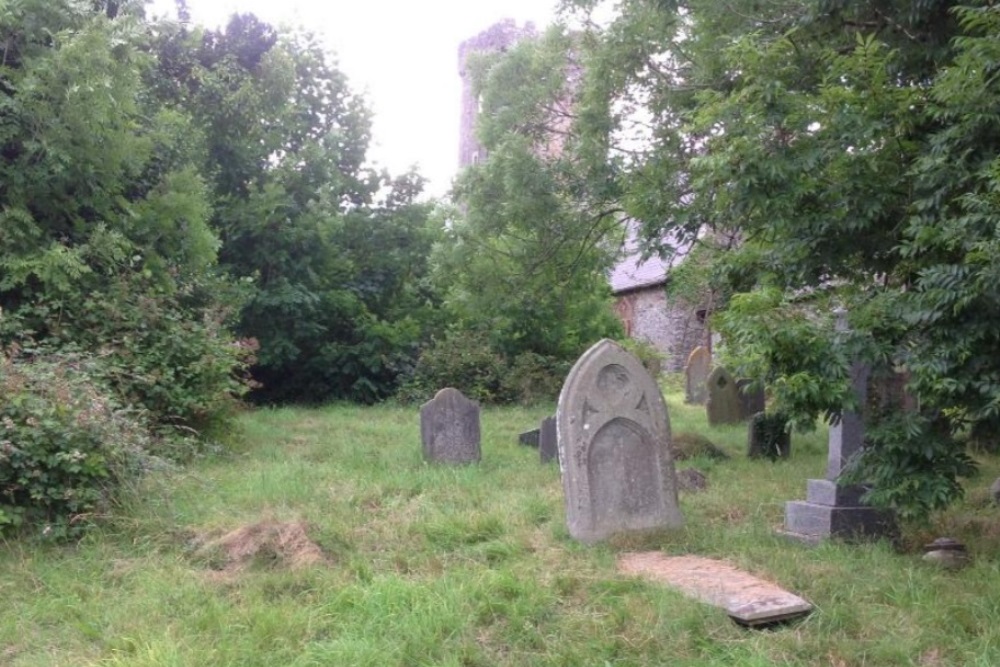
706,366 -> 742,426
518,428 -> 540,448
420,388 -> 481,465
539,415 -> 558,464
736,379 -> 766,420
556,339 -> 683,543
619,553 -> 812,627
783,312 -> 896,543
685,346 -> 711,405
747,412 -> 791,460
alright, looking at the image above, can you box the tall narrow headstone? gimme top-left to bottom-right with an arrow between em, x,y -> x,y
557,339 -> 683,543
783,312 -> 896,542
685,346 -> 711,405
539,415 -> 558,464
706,366 -> 742,426
420,388 -> 481,464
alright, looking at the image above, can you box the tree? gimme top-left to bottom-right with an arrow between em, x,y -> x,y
442,27 -> 623,372
0,0 -> 248,438
147,13 -> 442,402
551,0 -> 1000,518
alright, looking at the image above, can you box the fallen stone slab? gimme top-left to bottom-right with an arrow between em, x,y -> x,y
617,552 -> 812,627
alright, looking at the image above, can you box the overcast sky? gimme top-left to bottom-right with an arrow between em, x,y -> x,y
148,0 -> 559,197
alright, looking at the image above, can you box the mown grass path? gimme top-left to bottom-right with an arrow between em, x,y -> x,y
2,395 -> 999,666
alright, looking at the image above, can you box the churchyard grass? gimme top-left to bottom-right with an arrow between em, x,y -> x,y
2,389 -> 1000,666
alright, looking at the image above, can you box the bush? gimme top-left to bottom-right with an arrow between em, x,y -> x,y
0,352 -> 151,538
501,352 -> 571,405
618,338 -> 665,377
398,330 -> 571,405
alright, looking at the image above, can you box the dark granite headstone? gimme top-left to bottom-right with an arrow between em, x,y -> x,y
783,311 -> 896,543
747,412 -> 791,460
557,339 -> 683,543
685,346 -> 711,405
518,428 -> 540,448
539,415 -> 558,464
706,367 -> 742,426
419,388 -> 481,465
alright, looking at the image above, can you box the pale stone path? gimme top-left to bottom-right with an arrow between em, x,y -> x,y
617,553 -> 812,626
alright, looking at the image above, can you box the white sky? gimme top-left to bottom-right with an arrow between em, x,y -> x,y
148,0 -> 559,197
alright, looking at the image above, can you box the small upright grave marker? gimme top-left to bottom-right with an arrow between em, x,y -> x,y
557,339 -> 683,543
706,366 -> 742,425
420,388 -> 481,465
539,415 -> 558,464
685,346 -> 711,405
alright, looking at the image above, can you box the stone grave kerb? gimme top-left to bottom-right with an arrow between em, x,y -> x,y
556,339 -> 683,543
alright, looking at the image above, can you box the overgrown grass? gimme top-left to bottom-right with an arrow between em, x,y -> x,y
2,390 -> 999,666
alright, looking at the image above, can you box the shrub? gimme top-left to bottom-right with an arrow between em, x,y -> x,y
0,352 -> 151,538
398,330 -> 571,405
500,352 -> 570,405
618,338 -> 665,377
398,329 -> 507,404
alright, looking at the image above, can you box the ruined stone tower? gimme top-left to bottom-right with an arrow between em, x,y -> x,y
457,20 -> 536,169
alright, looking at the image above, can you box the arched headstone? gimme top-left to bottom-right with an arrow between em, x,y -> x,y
420,388 -> 481,464
557,339 -> 683,543
706,366 -> 742,426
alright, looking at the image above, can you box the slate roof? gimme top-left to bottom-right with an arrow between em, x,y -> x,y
609,223 -> 692,295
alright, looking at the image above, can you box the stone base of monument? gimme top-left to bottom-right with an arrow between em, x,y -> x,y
618,553 -> 812,627
782,480 -> 897,544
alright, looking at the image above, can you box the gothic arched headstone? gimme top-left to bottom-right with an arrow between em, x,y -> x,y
557,339 -> 683,543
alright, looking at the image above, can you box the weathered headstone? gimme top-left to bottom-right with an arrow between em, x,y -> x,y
990,477 -> 1000,506
782,311 -> 896,543
539,415 -> 558,464
736,379 -> 766,420
747,412 -> 791,460
706,366 -> 742,426
419,388 -> 481,465
685,346 -> 711,405
556,339 -> 683,543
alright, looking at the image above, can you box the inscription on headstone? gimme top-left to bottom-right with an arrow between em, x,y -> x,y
557,339 -> 683,543
706,366 -> 742,426
420,388 -> 481,465
685,346 -> 711,405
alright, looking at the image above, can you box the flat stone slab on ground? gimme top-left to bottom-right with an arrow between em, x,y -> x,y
617,553 -> 812,627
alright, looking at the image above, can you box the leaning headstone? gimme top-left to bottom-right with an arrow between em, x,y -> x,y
747,412 -> 791,460
419,388 -> 481,465
518,428 -> 540,448
539,415 -> 558,464
706,366 -> 742,426
736,379 -> 766,420
782,311 -> 896,543
990,477 -> 1000,506
557,339 -> 683,543
685,346 -> 711,405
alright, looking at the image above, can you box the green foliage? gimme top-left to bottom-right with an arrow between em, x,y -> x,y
0,352 -> 149,538
552,0 -> 1000,519
148,16 -> 442,403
